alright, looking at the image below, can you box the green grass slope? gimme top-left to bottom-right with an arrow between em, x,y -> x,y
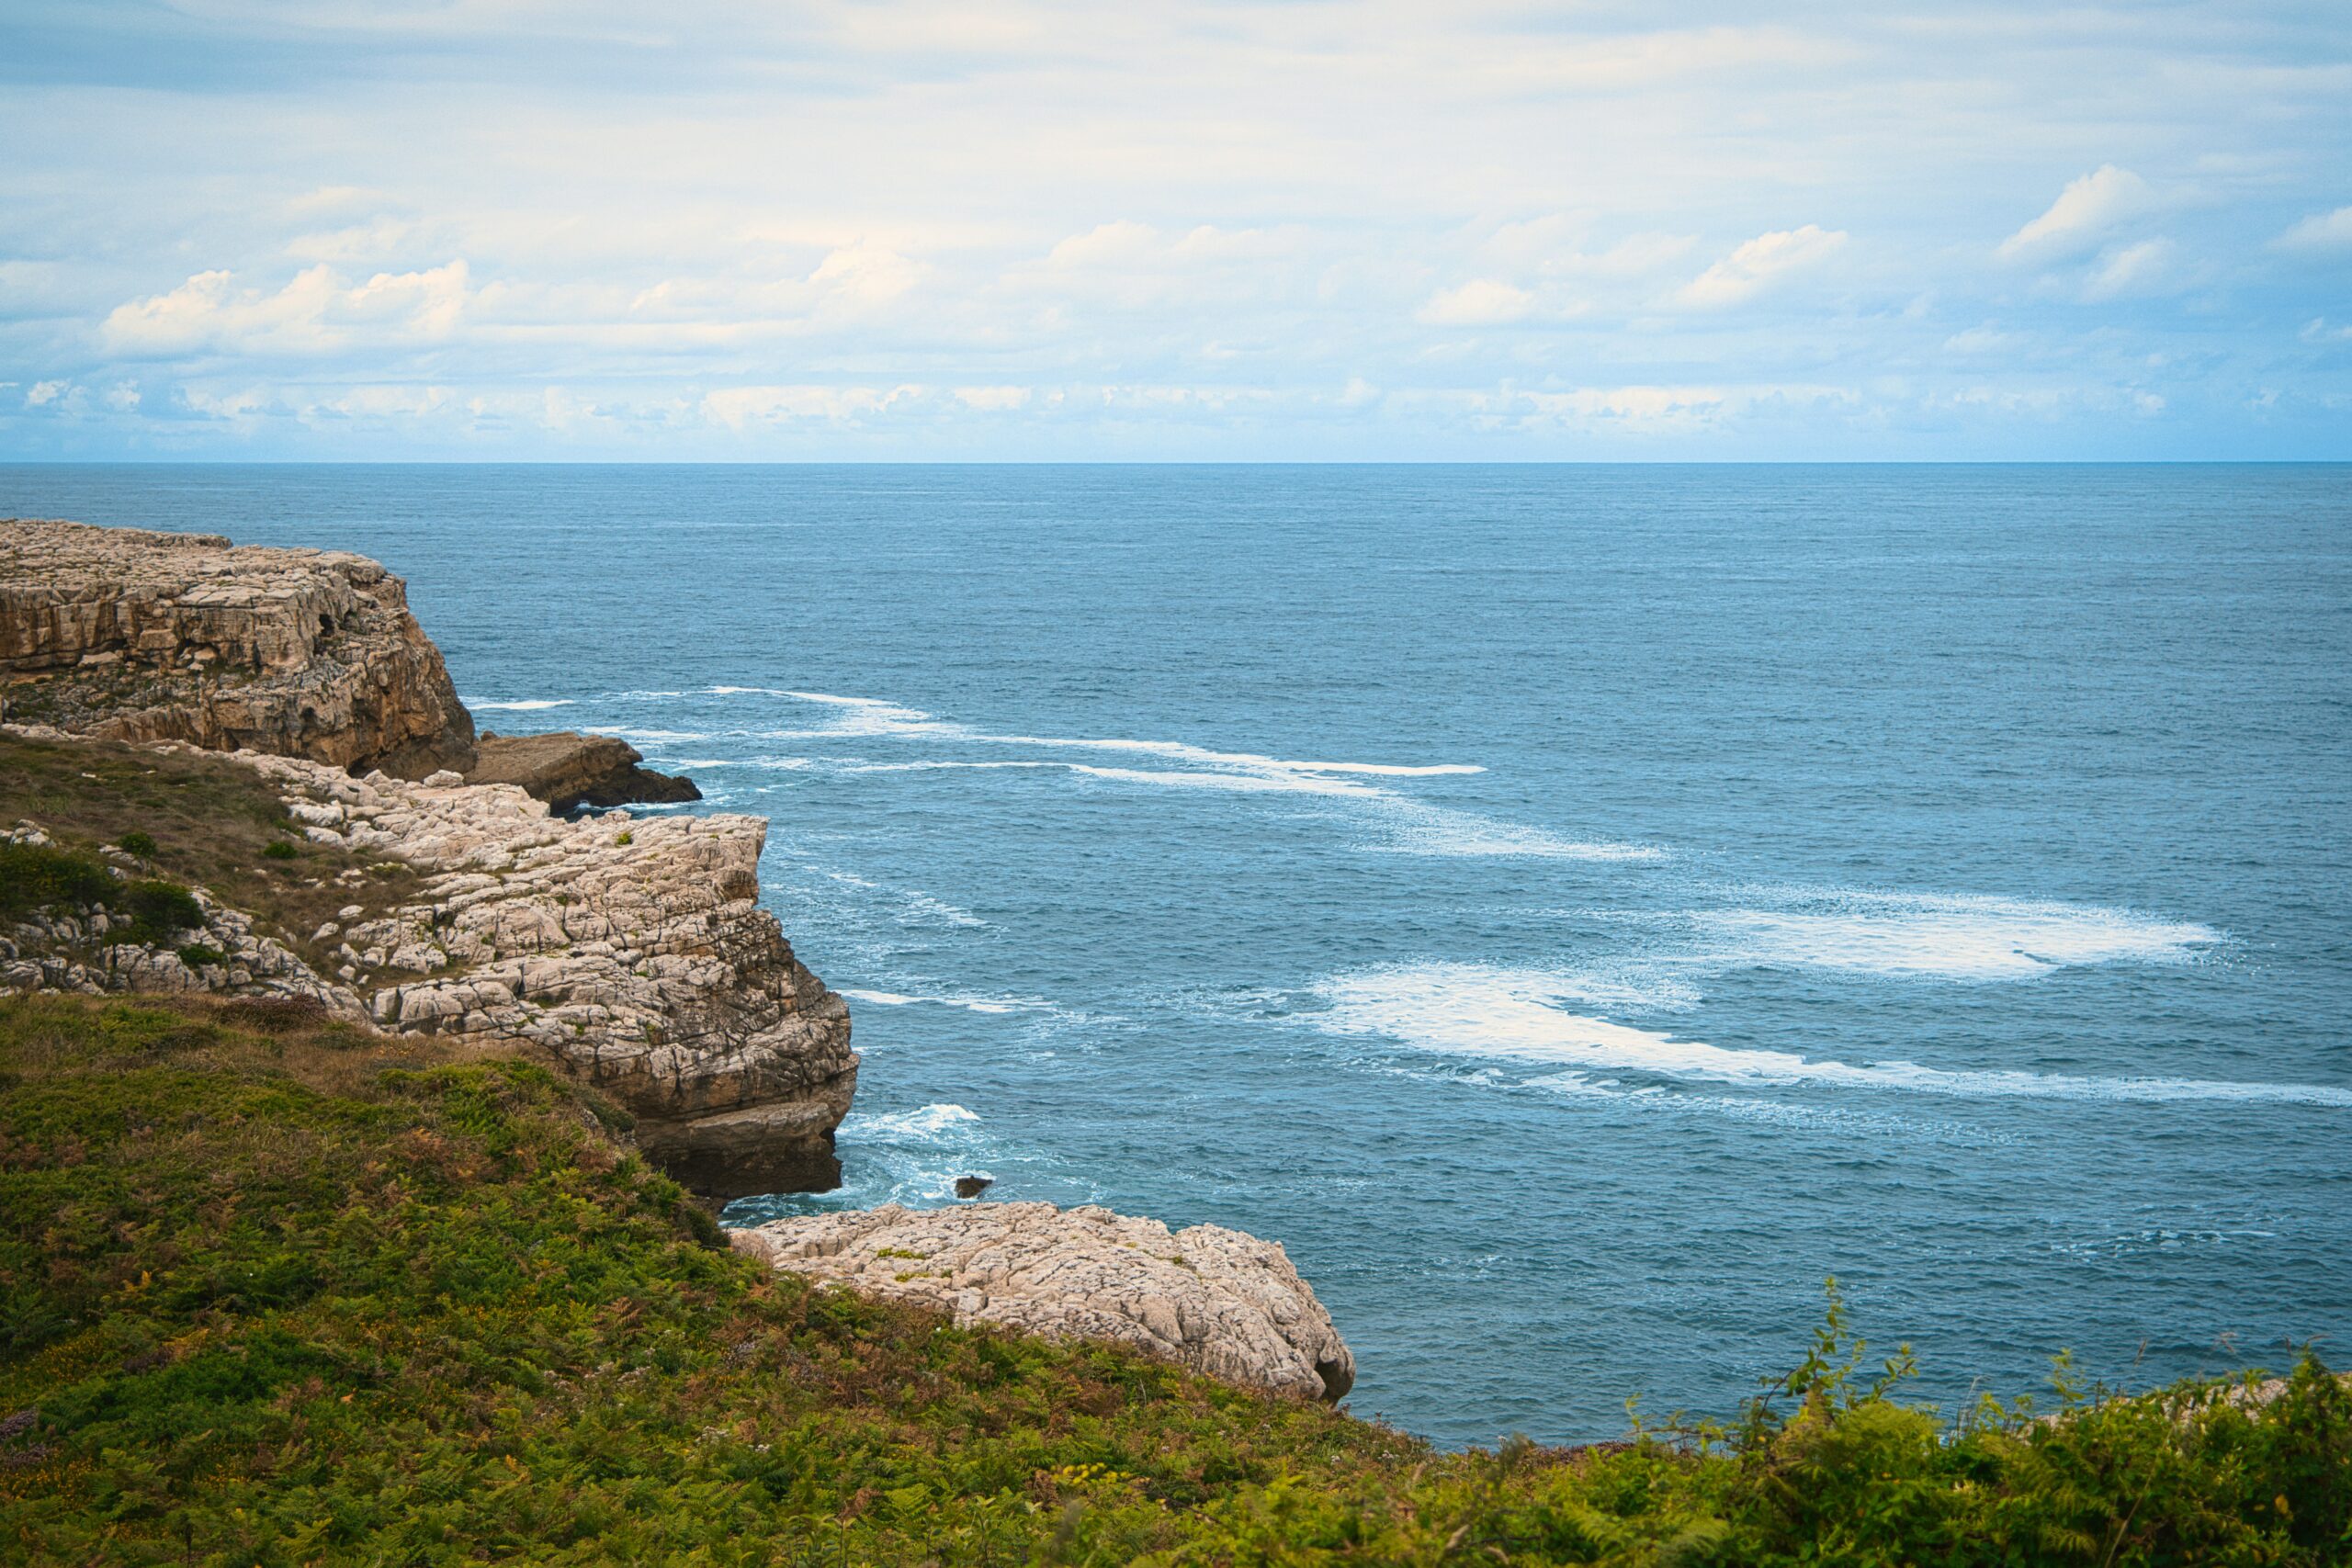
0,993 -> 2344,1565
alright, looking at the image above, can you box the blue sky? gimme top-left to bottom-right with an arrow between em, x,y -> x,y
1,1 -> 2346,460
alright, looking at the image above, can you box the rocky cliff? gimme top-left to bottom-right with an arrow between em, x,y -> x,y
1,519 -> 476,777
1,723 -> 858,1194
732,1201 -> 1356,1400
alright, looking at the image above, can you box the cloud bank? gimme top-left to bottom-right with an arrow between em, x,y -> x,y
1,1 -> 2347,459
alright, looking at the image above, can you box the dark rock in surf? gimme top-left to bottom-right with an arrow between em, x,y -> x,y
468,729 -> 701,815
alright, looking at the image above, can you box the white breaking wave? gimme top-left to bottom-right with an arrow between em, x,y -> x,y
759,689 -> 1476,783
1069,763 -> 1374,796
719,689 -> 1665,862
469,697 -> 573,711
1637,891 -> 2221,981
847,1102 -> 982,1139
842,988 -> 1038,1015
1316,964 -> 2352,1106
1372,801 -> 1668,863
599,727 -> 711,742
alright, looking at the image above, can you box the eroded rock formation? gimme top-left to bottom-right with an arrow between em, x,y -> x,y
0,519 -> 476,777
469,730 -> 701,816
731,1201 -> 1355,1400
2,724 -> 857,1195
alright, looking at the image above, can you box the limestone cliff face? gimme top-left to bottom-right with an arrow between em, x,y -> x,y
250,754 -> 856,1194
0,727 -> 859,1195
0,519 -> 476,778
732,1202 -> 1356,1401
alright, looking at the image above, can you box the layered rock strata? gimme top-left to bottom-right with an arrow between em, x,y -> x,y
0,519 -> 476,777
732,1201 -> 1355,1401
469,730 -> 701,816
1,725 -> 857,1194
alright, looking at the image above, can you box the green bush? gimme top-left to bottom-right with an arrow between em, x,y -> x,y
262,839 -> 299,860
175,942 -> 226,968
116,829 -> 158,858
0,840 -> 115,918
119,877 -> 203,941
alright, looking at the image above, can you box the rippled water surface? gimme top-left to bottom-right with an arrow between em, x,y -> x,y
6,464 -> 2347,1446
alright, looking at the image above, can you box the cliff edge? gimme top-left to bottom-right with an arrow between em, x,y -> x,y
0,518 -> 477,778
0,726 -> 858,1194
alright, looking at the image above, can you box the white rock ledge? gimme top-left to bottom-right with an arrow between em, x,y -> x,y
730,1201 -> 1355,1401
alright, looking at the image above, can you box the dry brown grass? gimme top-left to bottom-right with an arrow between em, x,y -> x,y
0,988 -> 501,1102
0,731 -> 424,971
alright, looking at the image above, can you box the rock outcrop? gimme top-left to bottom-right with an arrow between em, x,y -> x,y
0,519 -> 476,778
731,1201 -> 1355,1401
2,723 -> 857,1195
0,821 -> 361,1012
469,730 -> 701,816
245,747 -> 853,1193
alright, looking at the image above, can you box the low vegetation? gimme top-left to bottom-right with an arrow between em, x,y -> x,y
0,992 -> 2343,1564
0,731 -> 424,969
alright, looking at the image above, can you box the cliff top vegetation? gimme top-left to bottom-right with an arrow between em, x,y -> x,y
0,989 -> 2345,1564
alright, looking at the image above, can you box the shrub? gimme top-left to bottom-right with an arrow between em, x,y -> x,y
120,878 -> 203,941
261,839 -> 299,861
0,840 -> 115,918
116,829 -> 158,858
175,943 -> 227,968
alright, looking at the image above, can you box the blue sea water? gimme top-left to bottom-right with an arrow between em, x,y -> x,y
5,463 -> 2348,1448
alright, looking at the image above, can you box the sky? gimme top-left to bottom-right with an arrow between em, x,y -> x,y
1,1 -> 2347,461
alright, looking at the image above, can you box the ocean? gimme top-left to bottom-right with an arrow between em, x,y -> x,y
5,463 -> 2346,1448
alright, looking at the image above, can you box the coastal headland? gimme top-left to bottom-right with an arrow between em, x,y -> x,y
0,514 -> 2341,1563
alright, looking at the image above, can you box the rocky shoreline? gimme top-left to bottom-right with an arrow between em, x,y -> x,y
0,514 -> 1355,1399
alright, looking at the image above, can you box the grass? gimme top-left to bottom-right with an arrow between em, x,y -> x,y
0,991 -> 2344,1564
0,731 -> 425,973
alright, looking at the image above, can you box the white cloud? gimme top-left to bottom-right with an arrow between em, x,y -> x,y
2275,206 -> 2352,253
804,243 -> 929,310
1526,384 -> 1729,423
319,385 -> 452,418
102,262 -> 471,355
24,380 -> 67,407
287,217 -> 419,263
1998,165 -> 2149,260
701,384 -> 924,429
2083,238 -> 2174,300
953,385 -> 1029,411
178,386 -> 277,422
1943,326 -> 2025,355
1678,225 -> 1847,308
7,4 -> 2351,457
103,382 -> 141,412
1418,278 -> 1535,325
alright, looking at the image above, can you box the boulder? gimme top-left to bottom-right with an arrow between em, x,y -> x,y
0,519 -> 476,778
731,1201 -> 1355,1400
469,730 -> 700,815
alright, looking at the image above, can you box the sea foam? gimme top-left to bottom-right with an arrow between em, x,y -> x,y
1317,964 -> 2352,1107
1670,891 -> 2221,980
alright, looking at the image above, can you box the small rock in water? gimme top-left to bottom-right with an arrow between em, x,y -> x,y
954,1175 -> 993,1200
